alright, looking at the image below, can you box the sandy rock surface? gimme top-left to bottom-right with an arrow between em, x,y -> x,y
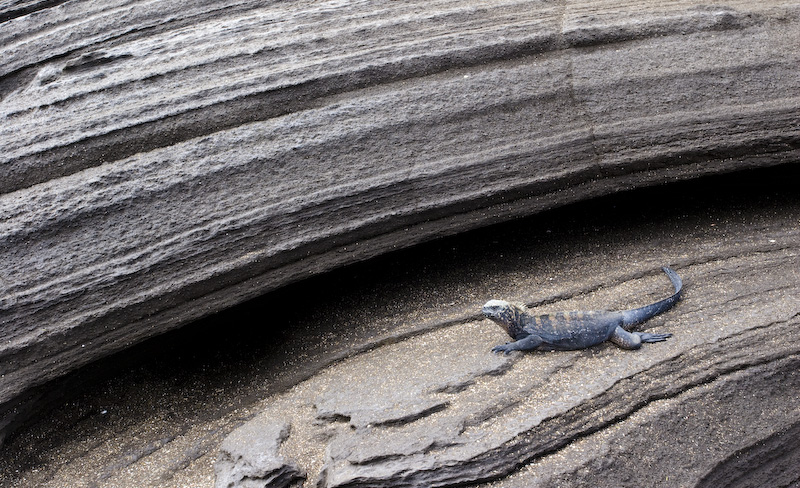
220,217 -> 800,487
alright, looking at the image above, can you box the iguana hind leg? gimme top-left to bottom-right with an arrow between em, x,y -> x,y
610,326 -> 672,350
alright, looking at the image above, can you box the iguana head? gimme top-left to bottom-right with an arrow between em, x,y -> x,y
482,299 -> 524,336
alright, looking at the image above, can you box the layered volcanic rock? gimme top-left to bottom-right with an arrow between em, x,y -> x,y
214,420 -> 305,488
1,0 -> 799,462
3,166 -> 800,487
216,248 -> 800,487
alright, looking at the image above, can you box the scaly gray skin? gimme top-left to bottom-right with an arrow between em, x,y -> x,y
483,267 -> 682,354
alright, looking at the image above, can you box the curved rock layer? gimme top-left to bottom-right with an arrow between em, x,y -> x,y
214,186 -> 800,488
1,0 -> 800,439
2,165 -> 799,487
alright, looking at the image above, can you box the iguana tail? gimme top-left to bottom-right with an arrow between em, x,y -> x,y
621,267 -> 682,327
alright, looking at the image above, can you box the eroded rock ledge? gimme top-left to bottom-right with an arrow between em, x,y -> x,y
215,254 -> 800,488
2,166 -> 800,487
1,0 -> 799,451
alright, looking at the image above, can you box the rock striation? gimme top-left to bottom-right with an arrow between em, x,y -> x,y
1,164 -> 800,486
214,249 -> 800,487
1,0 -> 799,454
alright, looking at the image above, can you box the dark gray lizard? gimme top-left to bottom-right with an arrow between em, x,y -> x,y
482,267 -> 682,354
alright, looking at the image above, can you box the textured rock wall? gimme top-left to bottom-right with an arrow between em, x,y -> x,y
3,166 -> 799,487
1,0 -> 799,441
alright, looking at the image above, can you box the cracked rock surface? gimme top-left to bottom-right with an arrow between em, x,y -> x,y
214,420 -> 304,488
2,0 -> 800,440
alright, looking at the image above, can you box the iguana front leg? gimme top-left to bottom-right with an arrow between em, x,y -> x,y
492,334 -> 543,355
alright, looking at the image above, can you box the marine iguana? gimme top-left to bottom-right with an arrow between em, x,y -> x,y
482,267 -> 682,354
